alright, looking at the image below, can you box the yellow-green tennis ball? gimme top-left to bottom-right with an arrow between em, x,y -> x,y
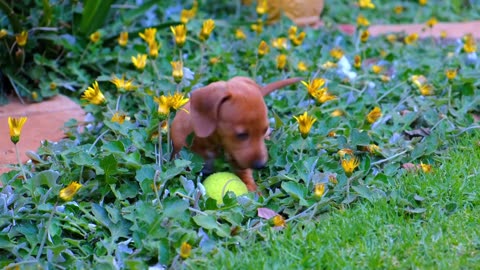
203,172 -> 248,204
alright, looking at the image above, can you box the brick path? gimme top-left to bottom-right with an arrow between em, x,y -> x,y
0,95 -> 84,174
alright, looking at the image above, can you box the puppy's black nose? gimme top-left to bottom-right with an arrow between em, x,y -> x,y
252,160 -> 266,169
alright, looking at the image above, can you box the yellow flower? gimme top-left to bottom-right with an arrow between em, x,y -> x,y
31,91 -> 38,100
342,156 -> 360,177
251,20 -> 263,34
50,82 -> 57,90
404,33 -> 418,45
171,24 -> 187,48
154,92 -> 189,115
170,61 -> 184,83
329,174 -> 338,184
16,31 -> 28,46
139,27 -> 157,45
149,40 -> 160,58
179,242 -> 192,259
445,69 -> 457,80
155,95 -> 170,115
272,215 -> 286,227
337,148 -> 354,158
315,91 -> 337,103
426,17 -> 437,28
276,54 -> 287,70
321,61 -> 337,69
256,0 -> 268,15
118,31 -> 128,47
302,79 -> 336,103
131,54 -> 147,70
8,116 -> 27,144
288,26 -> 297,40
235,28 -> 246,39
410,75 -> 427,88
393,5 -> 404,14
330,47 -> 344,60
199,19 -> 215,41
302,78 -> 326,97
89,31 -> 101,43
367,106 -> 382,123
357,14 -> 370,26
81,81 -> 105,105
314,183 -> 325,197
294,111 -> 316,139
380,75 -> 391,82
258,40 -> 269,57
360,29 -> 369,43
371,65 -> 382,74
354,55 -> 362,69
180,2 -> 197,24
272,37 -> 288,50
0,29 -> 8,39
59,182 -> 82,201
420,162 -> 432,173
368,144 -> 381,155
110,75 -> 137,92
331,109 -> 344,117
111,112 -> 126,124
297,61 -> 308,71
386,34 -> 397,43
358,0 -> 375,9
419,0 -> 427,5
209,57 -> 221,65
463,34 -> 477,53
291,31 -> 306,47
170,92 -> 189,110
419,84 -> 434,96
440,30 -> 447,39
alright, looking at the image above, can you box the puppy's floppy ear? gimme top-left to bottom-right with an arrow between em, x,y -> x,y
190,81 -> 230,138
261,77 -> 303,96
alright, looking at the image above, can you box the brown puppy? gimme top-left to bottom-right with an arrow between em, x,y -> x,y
170,77 -> 301,191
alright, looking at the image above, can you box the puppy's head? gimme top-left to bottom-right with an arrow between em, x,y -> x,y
190,76 -> 301,169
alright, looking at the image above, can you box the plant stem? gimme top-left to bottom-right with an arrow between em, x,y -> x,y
115,94 -> 122,111
88,129 -> 109,153
15,143 -> 27,180
36,201 -> 58,260
158,120 -> 164,167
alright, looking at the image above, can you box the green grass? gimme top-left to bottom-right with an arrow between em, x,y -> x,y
199,131 -> 480,269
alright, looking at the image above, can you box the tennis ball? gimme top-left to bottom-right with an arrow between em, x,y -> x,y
203,172 -> 248,204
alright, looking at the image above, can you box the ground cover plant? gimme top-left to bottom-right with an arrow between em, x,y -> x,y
1,0 -> 479,268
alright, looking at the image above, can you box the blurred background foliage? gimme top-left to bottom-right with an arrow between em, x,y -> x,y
1,0 -> 479,104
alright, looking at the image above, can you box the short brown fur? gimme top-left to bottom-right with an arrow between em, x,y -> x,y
170,76 -> 301,191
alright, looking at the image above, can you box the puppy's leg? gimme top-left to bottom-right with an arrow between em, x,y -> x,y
233,168 -> 258,191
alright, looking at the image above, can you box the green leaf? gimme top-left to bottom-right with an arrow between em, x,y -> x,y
78,0 -> 115,34
350,129 -> 370,146
101,140 -> 125,154
72,152 -> 104,174
28,170 -> 59,189
100,154 -> 118,184
91,203 -> 132,241
281,181 -> 309,206
136,165 -> 156,183
193,215 -> 230,237
273,111 -> 284,129
163,198 -> 189,218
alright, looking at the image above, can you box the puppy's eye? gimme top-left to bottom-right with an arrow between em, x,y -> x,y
236,132 -> 249,141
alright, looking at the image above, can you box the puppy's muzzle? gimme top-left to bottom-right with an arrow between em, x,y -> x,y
252,159 -> 267,170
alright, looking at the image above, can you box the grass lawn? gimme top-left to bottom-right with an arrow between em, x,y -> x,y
200,131 -> 480,269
